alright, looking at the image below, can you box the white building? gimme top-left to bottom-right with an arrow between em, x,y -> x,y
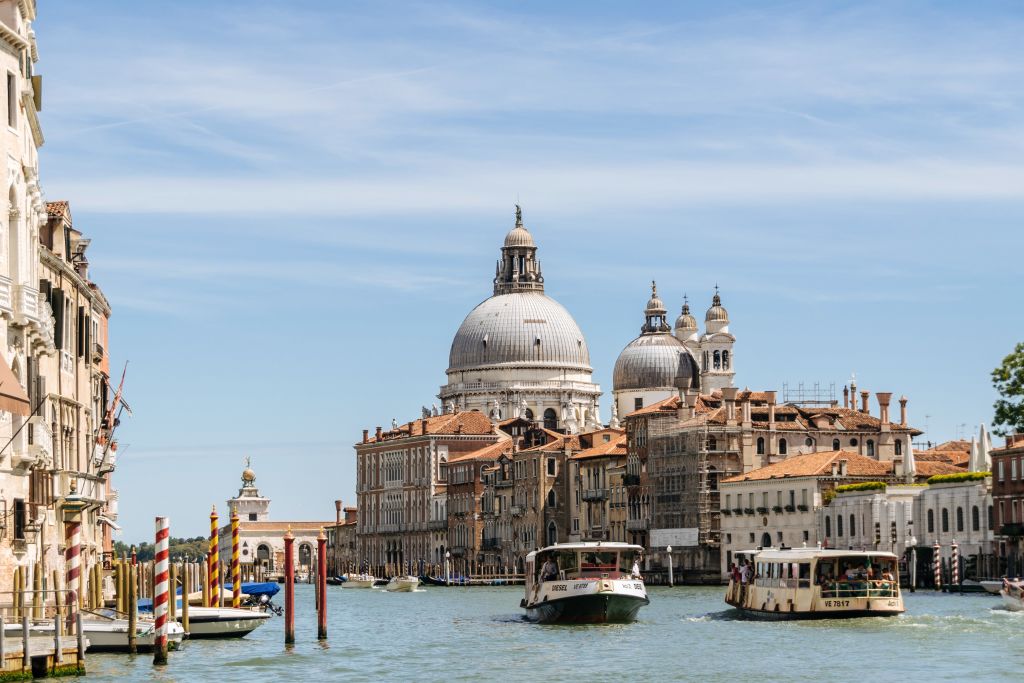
438,207 -> 601,433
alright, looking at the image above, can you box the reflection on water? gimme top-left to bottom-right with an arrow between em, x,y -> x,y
86,585 -> 1023,682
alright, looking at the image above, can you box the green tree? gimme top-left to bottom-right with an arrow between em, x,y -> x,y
993,342 -> 1024,436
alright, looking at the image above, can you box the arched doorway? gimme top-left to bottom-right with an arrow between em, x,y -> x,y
257,543 -> 273,571
298,543 -> 312,569
761,532 -> 772,548
543,408 -> 557,430
546,521 -> 557,546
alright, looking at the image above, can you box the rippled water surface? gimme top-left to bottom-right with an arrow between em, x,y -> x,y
84,585 -> 1024,682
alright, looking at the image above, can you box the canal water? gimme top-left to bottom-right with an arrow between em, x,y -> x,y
85,584 -> 1023,682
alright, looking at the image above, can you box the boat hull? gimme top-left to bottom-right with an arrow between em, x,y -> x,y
385,577 -> 420,592
732,605 -> 903,620
342,579 -> 375,589
31,620 -> 186,653
524,593 -> 649,624
178,607 -> 270,639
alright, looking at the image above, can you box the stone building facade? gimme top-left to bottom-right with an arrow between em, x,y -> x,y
992,434 -> 1024,560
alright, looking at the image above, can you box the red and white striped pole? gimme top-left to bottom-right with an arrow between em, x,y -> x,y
65,517 -> 81,629
951,539 -> 960,590
933,541 -> 942,590
153,517 -> 170,665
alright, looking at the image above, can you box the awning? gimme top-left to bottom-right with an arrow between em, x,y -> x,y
98,515 -> 122,532
0,360 -> 30,416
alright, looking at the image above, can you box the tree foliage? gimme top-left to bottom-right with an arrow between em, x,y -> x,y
993,342 -> 1024,437
113,536 -> 209,562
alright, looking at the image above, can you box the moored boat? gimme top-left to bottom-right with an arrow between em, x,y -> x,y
177,606 -> 271,638
522,542 -> 649,624
28,610 -> 186,653
385,576 -> 420,592
726,547 -> 904,619
341,573 -> 376,589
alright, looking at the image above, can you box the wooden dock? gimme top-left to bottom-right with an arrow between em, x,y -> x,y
0,634 -> 85,680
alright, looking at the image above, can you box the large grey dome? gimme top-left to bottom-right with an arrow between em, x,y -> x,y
613,333 -> 698,391
448,291 -> 591,372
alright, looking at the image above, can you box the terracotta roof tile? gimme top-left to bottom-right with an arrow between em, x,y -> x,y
364,411 -> 495,443
915,461 -> 964,476
723,450 -> 891,483
571,434 -> 627,460
447,438 -> 514,463
46,200 -> 69,218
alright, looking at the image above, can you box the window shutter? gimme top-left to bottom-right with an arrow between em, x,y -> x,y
51,288 -> 64,349
77,306 -> 85,357
85,314 -> 91,365
38,278 -> 51,300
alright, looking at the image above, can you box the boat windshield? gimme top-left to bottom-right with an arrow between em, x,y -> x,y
815,556 -> 899,598
536,548 -> 638,581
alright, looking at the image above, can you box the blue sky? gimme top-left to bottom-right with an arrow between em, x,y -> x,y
35,1 -> 1023,540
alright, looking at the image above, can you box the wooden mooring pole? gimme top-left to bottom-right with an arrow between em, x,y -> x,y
317,527 -> 328,640
284,528 -> 295,645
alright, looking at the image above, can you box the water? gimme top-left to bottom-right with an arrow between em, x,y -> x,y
84,585 -> 1023,682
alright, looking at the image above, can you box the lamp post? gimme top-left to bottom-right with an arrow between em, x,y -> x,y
445,551 -> 451,586
908,534 -> 917,593
667,546 -> 674,587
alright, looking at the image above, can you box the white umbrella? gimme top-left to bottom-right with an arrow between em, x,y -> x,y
979,424 -> 992,472
905,439 -> 916,483
968,436 -> 980,472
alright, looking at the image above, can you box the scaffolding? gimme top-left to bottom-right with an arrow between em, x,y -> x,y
782,381 -> 837,407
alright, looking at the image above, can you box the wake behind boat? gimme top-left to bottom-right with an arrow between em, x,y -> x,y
522,542 -> 649,624
998,579 -> 1024,611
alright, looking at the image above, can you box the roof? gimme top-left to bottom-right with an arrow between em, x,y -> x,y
571,433 -> 627,460
914,461 -> 965,476
233,522 -> 335,532
740,548 -> 898,561
363,411 -> 496,444
446,438 -> 514,463
723,450 -> 891,483
916,441 -> 970,466
46,200 -> 69,218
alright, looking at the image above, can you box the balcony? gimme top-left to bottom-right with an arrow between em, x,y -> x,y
450,546 -> 467,557
482,537 -> 501,550
0,274 -> 12,316
582,488 -> 608,502
626,518 -> 649,531
57,471 -> 106,508
93,442 -> 117,475
428,520 -> 447,531
494,479 -> 513,489
510,505 -> 524,517
26,416 -> 53,467
92,341 -> 104,363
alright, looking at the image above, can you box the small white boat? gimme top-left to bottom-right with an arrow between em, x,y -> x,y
341,573 -> 376,589
983,579 -> 1014,595
385,576 -> 420,592
29,611 -> 186,653
999,579 -> 1024,611
178,606 -> 270,638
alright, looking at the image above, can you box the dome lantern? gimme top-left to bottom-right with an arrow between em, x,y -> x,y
674,294 -> 698,341
494,205 -> 544,294
641,280 -> 670,334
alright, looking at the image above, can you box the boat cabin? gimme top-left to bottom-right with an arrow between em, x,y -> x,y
525,542 -> 643,592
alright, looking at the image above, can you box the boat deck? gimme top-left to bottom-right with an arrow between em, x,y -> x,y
1,634 -> 85,678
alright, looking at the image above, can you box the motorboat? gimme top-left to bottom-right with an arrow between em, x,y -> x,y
341,574 -> 376,589
522,542 -> 649,624
385,576 -> 420,592
326,576 -> 347,586
28,609 -> 186,653
726,547 -> 904,619
999,579 -> 1024,611
982,579 -> 1012,595
177,606 -> 271,638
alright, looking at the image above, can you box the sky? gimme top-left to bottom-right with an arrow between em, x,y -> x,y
33,1 -> 1024,541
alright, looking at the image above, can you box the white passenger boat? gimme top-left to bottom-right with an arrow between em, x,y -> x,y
29,610 -> 186,653
178,606 -> 270,638
522,542 -> 649,624
726,547 -> 904,619
385,576 -> 420,592
341,573 -> 376,589
998,579 -> 1024,611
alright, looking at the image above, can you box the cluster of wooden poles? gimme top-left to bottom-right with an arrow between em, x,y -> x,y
282,527 -> 329,645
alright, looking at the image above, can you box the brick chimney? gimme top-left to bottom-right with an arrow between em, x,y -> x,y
722,387 -> 738,425
839,458 -> 848,476
375,426 -> 382,441
876,392 -> 892,425
767,391 -> 777,429
741,396 -> 752,425
850,380 -> 858,411
899,396 -> 908,426
684,389 -> 699,418
860,391 -> 870,414
362,429 -> 369,443
421,418 -> 428,434
843,385 -> 849,409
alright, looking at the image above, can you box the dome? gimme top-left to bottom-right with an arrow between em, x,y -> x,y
613,333 -> 698,391
448,292 -> 591,372
675,298 -> 697,332
706,291 -> 729,323
503,225 -> 535,248
645,281 -> 666,316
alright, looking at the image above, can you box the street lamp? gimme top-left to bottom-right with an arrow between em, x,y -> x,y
445,551 -> 451,586
908,533 -> 918,593
667,545 -> 674,587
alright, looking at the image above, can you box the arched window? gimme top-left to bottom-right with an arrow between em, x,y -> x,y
761,532 -> 772,548
895,439 -> 903,456
832,439 -> 840,451
927,509 -> 934,533
546,521 -> 557,546
298,544 -> 312,567
543,408 -> 557,430
713,350 -> 721,369
941,508 -> 949,533
778,439 -> 788,455
257,544 -> 273,571
837,515 -> 844,537
524,408 -> 534,421
722,350 -> 730,370
849,514 -> 856,537
866,440 -> 875,457
825,516 -> 832,537
956,507 -> 964,532
756,437 -> 765,455
547,490 -> 556,508
972,506 -> 980,531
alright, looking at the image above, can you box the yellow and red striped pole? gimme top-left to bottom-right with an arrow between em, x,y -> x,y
209,506 -> 220,607
153,516 -> 170,665
65,517 -> 81,629
231,506 -> 241,608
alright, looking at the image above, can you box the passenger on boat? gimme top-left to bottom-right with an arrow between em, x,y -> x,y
739,560 -> 750,602
632,556 -> 643,579
541,556 -> 559,582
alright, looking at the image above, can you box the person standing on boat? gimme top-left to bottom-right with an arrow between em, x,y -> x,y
632,555 -> 643,579
541,555 -> 559,582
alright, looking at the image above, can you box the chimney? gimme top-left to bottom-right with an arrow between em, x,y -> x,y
899,396 -> 908,426
421,418 -> 428,434
345,508 -> 357,524
767,391 -> 777,429
850,380 -> 858,410
684,389 -> 699,418
362,429 -> 369,444
843,385 -> 849,409
839,459 -> 848,476
375,426 -> 382,441
831,462 -> 839,477
742,397 -> 752,425
876,392 -> 892,425
722,387 -> 738,425
893,456 -> 904,476
860,391 -> 870,414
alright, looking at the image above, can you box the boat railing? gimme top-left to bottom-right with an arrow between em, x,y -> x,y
819,581 -> 899,599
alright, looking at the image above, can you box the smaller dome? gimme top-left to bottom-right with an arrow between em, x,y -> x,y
706,290 -> 729,323
675,297 -> 697,331
503,204 -> 535,248
645,282 -> 666,316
